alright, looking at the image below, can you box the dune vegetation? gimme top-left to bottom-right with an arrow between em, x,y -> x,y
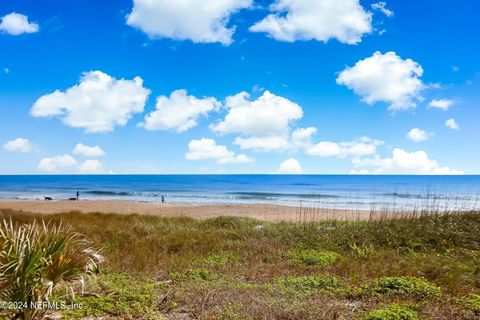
1,209 -> 479,319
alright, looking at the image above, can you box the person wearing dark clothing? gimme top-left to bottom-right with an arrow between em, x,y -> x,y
161,195 -> 165,203
76,190 -> 80,200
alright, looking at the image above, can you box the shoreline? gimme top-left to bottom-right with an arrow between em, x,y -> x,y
0,199 -> 382,222
1,199 -> 474,222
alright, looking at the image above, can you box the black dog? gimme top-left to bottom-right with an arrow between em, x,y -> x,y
44,197 -> 53,201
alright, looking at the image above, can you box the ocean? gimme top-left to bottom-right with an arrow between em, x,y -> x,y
0,175 -> 480,211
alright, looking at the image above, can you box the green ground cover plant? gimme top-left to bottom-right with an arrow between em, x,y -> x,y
364,305 -> 419,320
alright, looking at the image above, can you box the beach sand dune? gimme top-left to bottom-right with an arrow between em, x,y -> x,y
0,200 -> 379,222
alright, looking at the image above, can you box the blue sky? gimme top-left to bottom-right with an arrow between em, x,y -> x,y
0,0 -> 479,174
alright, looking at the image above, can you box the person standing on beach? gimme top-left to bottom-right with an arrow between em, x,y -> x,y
76,190 -> 80,200
161,195 -> 165,204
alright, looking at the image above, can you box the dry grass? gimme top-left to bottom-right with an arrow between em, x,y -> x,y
0,208 -> 479,319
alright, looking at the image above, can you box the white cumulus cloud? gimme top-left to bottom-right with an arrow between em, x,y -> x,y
352,148 -> 462,175
277,158 -> 302,174
233,126 -> 317,152
307,141 -> 341,157
140,90 -> 220,132
73,143 -> 105,157
126,0 -> 252,45
0,13 -> 39,35
307,137 -> 383,158
337,51 -> 424,110
406,128 -> 434,142
371,2 -> 394,17
250,0 -> 372,44
79,159 -> 103,173
445,118 -> 459,130
233,136 -> 292,151
31,71 -> 151,133
429,99 -> 454,111
185,138 -> 253,164
38,154 -> 77,172
3,138 -> 33,153
211,91 -> 303,151
291,127 -> 317,149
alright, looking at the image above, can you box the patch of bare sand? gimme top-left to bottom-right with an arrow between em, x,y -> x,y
0,200 -> 380,222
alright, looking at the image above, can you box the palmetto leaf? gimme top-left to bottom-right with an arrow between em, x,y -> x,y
0,219 -> 103,319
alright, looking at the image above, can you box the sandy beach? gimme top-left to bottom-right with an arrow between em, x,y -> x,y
0,199 -> 381,222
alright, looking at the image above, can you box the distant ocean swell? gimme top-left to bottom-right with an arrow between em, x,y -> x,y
382,192 -> 476,200
85,190 -> 134,196
84,190 -> 479,203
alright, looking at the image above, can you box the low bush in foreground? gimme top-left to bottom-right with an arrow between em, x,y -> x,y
364,305 -> 419,320
359,276 -> 442,300
61,272 -> 162,319
459,293 -> 480,316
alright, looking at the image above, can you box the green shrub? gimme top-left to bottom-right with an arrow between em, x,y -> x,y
361,276 -> 441,300
459,294 -> 480,315
286,249 -> 339,267
364,305 -> 418,320
201,251 -> 233,268
62,272 -> 161,319
190,268 -> 212,281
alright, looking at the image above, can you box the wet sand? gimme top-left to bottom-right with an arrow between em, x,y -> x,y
0,199 -> 380,222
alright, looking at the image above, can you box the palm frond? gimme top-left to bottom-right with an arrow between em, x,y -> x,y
0,219 -> 103,319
